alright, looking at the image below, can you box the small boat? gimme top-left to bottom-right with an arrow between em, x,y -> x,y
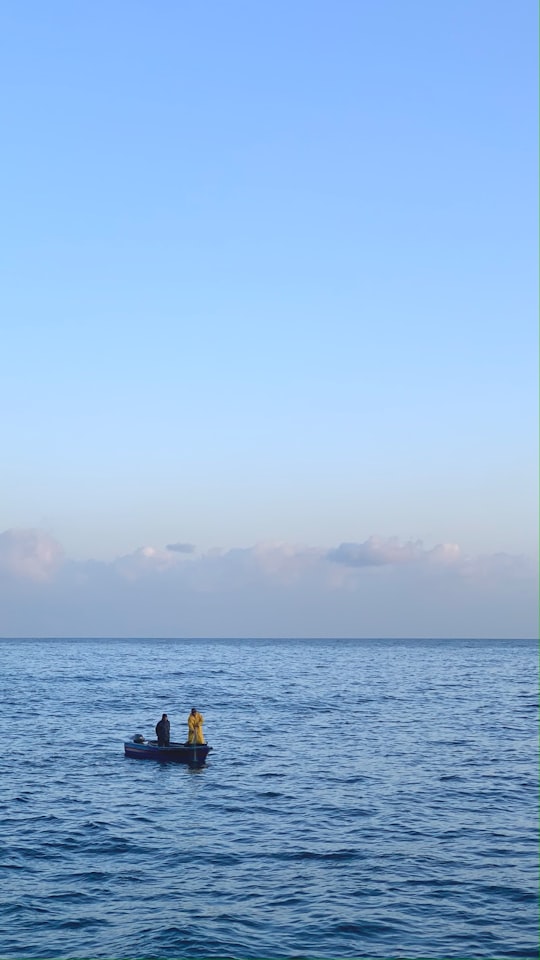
124,735 -> 213,764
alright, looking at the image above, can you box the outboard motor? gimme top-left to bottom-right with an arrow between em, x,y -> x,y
132,733 -> 145,744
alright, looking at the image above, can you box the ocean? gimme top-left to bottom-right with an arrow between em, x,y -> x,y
0,637 -> 537,959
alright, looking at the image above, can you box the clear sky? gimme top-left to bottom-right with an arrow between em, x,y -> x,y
0,1 -> 537,637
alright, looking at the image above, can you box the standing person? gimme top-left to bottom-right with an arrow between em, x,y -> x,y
187,707 -> 204,744
155,713 -> 170,747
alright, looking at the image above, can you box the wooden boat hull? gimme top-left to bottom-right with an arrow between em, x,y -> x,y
124,739 -> 212,764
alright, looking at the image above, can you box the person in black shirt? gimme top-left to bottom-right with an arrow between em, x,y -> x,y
155,713 -> 170,747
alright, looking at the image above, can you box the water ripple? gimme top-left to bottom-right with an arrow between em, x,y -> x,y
0,636 -> 537,960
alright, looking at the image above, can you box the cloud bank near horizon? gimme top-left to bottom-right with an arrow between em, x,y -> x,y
0,528 -> 536,639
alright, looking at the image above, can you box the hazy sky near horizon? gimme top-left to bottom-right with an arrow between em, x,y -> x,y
0,1 -> 537,637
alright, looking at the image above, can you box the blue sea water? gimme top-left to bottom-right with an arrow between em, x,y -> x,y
0,637 -> 537,960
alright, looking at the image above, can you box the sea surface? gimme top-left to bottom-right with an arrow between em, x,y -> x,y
0,637 -> 537,960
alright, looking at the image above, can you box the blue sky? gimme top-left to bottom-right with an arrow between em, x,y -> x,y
0,1 -> 537,636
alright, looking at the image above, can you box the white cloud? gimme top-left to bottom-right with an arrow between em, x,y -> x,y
0,529 -> 536,638
210,541 -> 324,585
327,536 -> 464,568
328,536 -> 424,567
426,543 -> 461,565
0,529 -> 64,582
113,545 -> 185,580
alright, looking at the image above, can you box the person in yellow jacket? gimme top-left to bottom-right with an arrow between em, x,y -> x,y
187,707 -> 205,744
